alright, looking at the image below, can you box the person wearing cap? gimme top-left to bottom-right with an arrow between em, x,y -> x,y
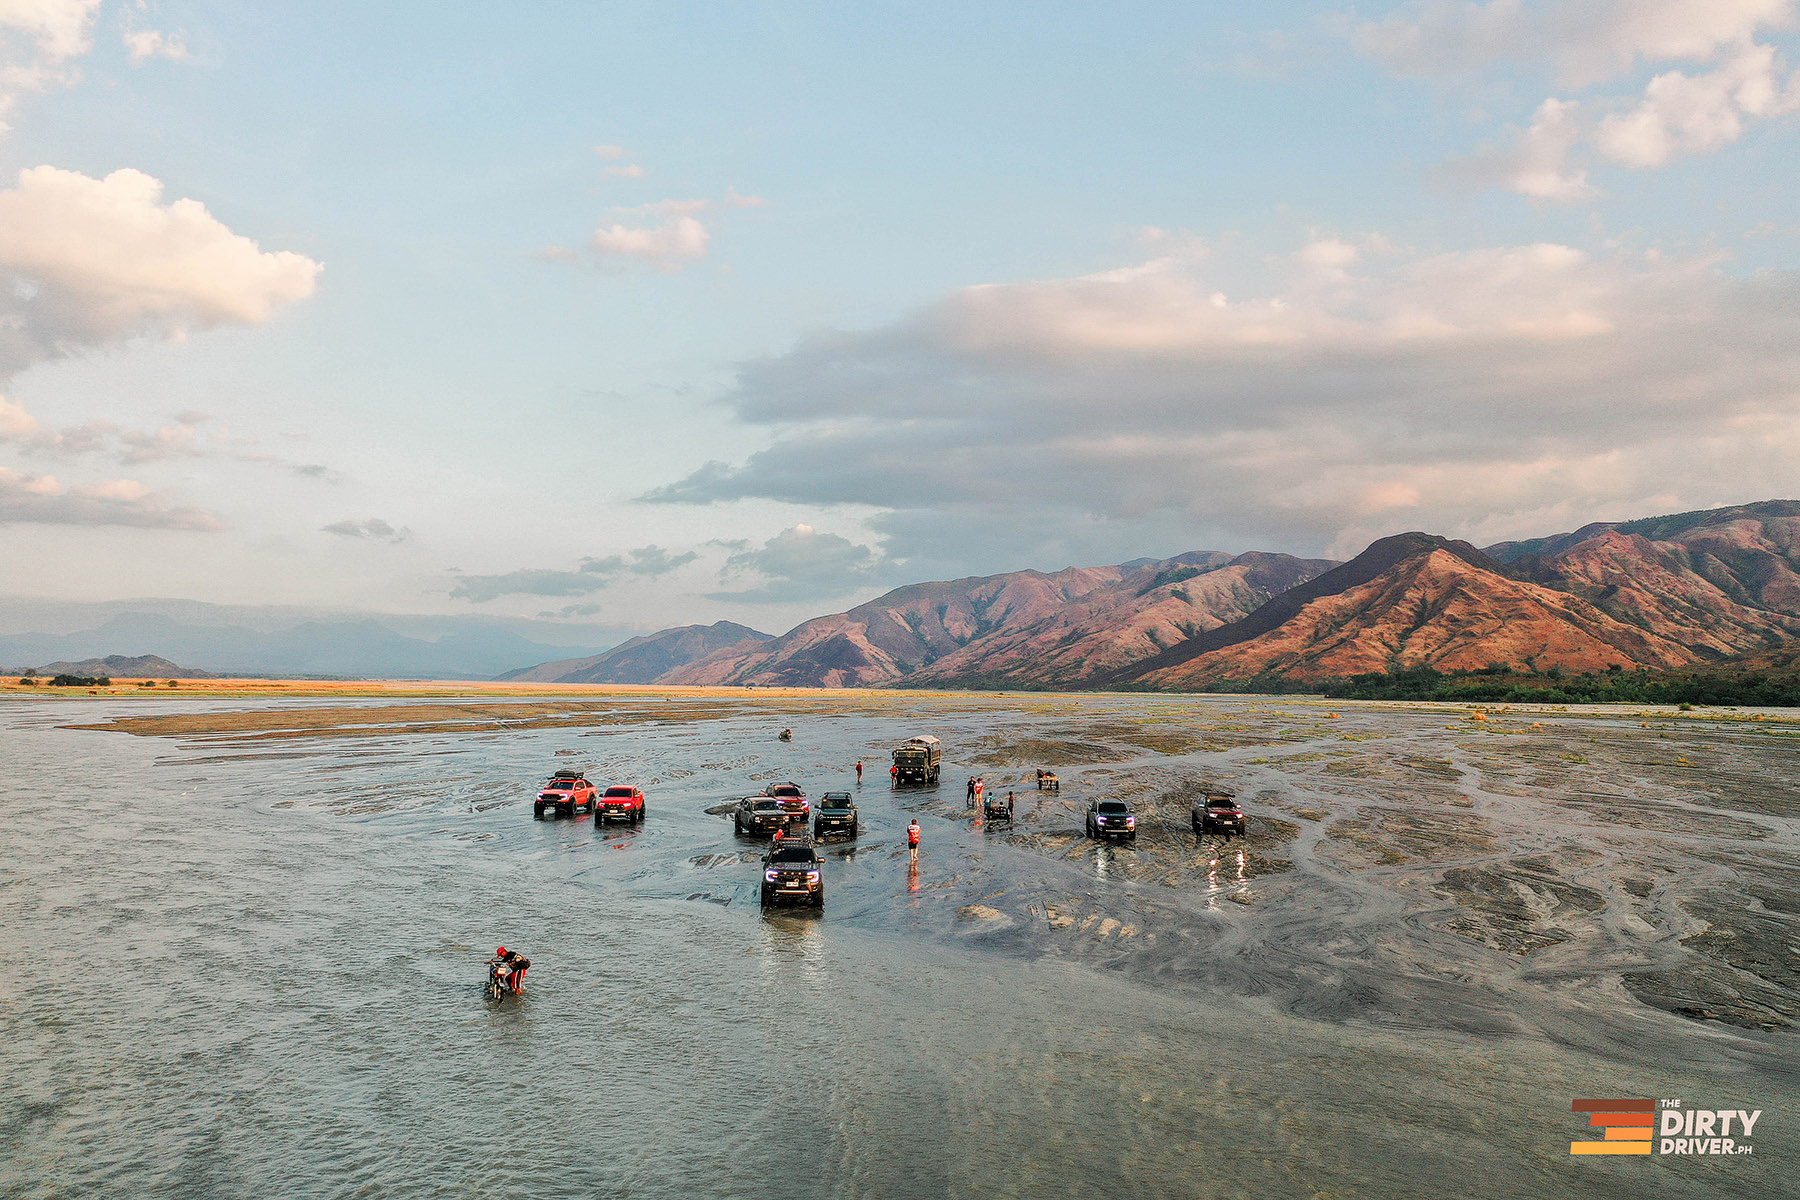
491,945 -> 530,994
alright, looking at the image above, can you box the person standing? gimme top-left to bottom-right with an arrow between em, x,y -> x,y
890,763 -> 899,784
974,778 -> 984,807
907,818 -> 920,861
856,759 -> 864,783
966,776 -> 976,803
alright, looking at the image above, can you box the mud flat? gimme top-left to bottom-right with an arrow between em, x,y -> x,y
7,692 -> 1798,1197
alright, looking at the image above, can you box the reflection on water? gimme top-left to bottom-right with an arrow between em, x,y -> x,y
2,695 -> 1796,1200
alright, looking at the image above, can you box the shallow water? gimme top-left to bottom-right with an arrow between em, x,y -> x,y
2,694 -> 1796,1198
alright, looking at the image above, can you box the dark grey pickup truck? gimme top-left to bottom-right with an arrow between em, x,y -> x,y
761,841 -> 824,907
813,791 -> 858,838
734,796 -> 792,836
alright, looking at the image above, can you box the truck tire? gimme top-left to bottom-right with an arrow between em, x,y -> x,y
534,802 -> 545,819
850,820 -> 858,838
812,885 -> 824,909
761,886 -> 774,907
735,816 -> 745,835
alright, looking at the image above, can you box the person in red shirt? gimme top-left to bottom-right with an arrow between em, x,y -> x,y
907,818 -> 920,860
856,759 -> 864,782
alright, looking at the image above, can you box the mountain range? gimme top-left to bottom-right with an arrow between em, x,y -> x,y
512,500 -> 1800,691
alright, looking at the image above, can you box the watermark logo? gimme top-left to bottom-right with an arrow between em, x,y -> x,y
1569,1099 -> 1655,1155
1569,1099 -> 1760,1157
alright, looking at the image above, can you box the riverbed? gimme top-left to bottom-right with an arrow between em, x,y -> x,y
2,693 -> 1795,1198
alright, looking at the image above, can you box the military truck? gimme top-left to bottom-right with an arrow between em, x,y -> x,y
892,735 -> 941,785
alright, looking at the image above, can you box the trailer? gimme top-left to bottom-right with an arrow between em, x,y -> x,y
892,735 -> 942,785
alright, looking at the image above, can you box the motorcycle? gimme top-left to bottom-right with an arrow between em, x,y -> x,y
487,959 -> 524,1000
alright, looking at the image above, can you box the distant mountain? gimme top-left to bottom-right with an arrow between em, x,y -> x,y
26,654 -> 213,679
1121,502 -> 1800,690
663,550 -> 1335,688
0,602 -> 622,679
497,622 -> 773,683
1127,537 -> 1694,689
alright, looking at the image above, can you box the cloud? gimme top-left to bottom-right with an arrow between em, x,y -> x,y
322,517 -> 409,543
292,463 -> 336,480
601,163 -> 644,179
594,145 -> 631,159
122,28 -> 186,63
574,191 -> 767,269
0,166 -> 321,365
449,569 -> 605,603
0,465 -> 219,528
1593,42 -> 1800,166
1356,0 -> 1798,85
540,602 -> 606,618
1355,1 -> 1800,196
591,212 -> 710,264
451,545 -> 699,601
0,396 -> 286,467
0,0 -> 100,130
707,524 -> 880,603
647,236 -> 1800,567
576,544 -> 699,578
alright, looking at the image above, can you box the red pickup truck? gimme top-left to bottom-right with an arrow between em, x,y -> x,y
535,771 -> 597,819
761,782 -> 809,824
595,785 -> 646,825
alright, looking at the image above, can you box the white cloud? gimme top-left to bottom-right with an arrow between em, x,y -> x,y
122,28 -> 186,63
451,545 -> 702,602
0,166 -> 321,360
591,214 -> 709,264
601,163 -> 644,178
322,517 -> 410,543
1356,1 -> 1800,196
1593,41 -> 1800,166
0,0 -> 100,129
0,464 -> 219,528
1458,97 -> 1599,201
594,144 -> 631,159
647,236 -> 1800,570
1357,0 -> 1797,85
572,191 -> 767,269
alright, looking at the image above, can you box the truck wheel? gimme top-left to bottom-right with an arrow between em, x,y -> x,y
850,820 -> 858,838
761,886 -> 774,907
734,816 -> 744,835
534,802 -> 544,819
812,886 -> 824,909
639,803 -> 646,822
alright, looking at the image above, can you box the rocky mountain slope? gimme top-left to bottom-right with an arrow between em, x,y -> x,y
664,551 -> 1334,688
1125,503 -> 1800,689
497,621 -> 771,684
1130,539 -> 1694,688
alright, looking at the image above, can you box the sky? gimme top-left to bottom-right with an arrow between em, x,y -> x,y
0,0 -> 1797,638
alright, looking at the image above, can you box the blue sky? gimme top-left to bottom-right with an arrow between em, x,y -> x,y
1,1 -> 1797,636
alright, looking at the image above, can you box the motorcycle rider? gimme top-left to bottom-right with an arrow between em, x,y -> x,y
491,945 -> 530,994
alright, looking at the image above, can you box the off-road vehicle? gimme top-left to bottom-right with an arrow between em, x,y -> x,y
892,736 -> 941,785
761,839 -> 824,908
595,785 -> 646,825
759,782 -> 810,824
734,796 -> 793,835
1085,799 -> 1137,842
1193,792 -> 1243,837
814,791 -> 858,839
535,771 -> 597,819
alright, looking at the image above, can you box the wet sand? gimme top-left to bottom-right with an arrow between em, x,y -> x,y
5,692 -> 1797,1196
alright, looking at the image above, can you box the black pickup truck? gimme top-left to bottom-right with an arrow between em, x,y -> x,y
761,840 -> 824,907
1085,799 -> 1138,842
734,797 -> 792,836
814,791 -> 858,838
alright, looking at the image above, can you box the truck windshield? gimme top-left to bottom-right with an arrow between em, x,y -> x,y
605,787 -> 634,797
1098,802 -> 1129,814
770,848 -> 815,863
753,800 -> 781,810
